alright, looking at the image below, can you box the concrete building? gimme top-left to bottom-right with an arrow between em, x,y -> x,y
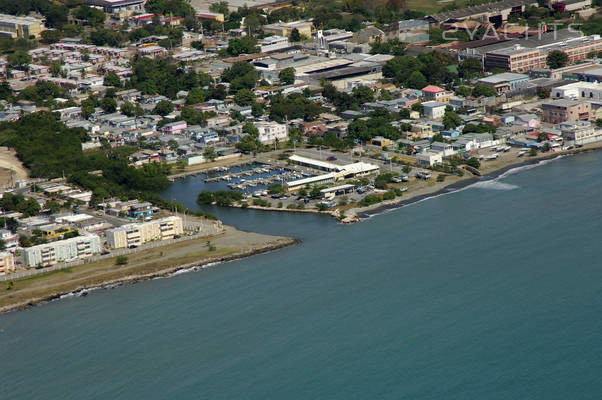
23,234 -> 102,267
551,82 -> 602,101
560,121 -> 602,145
0,14 -> 44,39
263,21 -> 312,38
422,101 -> 447,120
416,151 -> 443,166
477,72 -> 529,93
255,121 -> 288,144
485,35 -> 602,73
0,251 -> 15,275
260,35 -> 290,52
542,100 -> 591,123
386,19 -> 430,44
106,216 -> 183,249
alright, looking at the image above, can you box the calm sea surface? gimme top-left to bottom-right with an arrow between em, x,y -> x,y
1,153 -> 602,399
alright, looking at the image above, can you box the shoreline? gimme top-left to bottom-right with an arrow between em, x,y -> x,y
351,150 -> 565,219
233,144 -> 602,222
0,228 -> 299,315
353,144 -> 602,219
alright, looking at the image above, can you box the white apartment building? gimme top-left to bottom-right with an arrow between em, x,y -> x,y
0,251 -> 15,275
106,216 -> 183,249
23,234 -> 102,267
255,121 -> 289,144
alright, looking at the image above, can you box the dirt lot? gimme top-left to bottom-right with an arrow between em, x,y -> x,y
0,147 -> 28,188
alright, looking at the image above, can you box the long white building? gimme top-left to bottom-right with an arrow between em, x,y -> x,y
106,216 -> 183,249
23,234 -> 102,267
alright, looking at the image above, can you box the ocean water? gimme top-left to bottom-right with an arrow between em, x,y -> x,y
2,153 -> 602,399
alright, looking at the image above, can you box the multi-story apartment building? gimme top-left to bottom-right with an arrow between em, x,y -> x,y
542,100 -> 591,124
0,251 -> 15,275
23,234 -> 102,267
0,14 -> 44,39
106,216 -> 183,249
256,122 -> 289,144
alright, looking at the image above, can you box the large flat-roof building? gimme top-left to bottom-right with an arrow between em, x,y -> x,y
0,14 -> 44,39
485,35 -> 602,73
263,20 -> 313,38
285,155 -> 379,190
477,72 -> 529,93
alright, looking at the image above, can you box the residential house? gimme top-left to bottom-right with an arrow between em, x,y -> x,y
422,85 -> 453,103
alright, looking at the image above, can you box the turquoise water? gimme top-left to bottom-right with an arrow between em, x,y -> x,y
2,153 -> 602,399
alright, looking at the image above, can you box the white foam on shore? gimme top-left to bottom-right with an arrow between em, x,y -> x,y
168,261 -> 223,277
360,155 -> 567,220
471,180 -> 519,190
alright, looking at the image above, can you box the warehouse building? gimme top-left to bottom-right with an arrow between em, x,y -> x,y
0,14 -> 44,39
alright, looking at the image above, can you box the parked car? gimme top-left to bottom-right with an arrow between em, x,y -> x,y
327,156 -> 337,161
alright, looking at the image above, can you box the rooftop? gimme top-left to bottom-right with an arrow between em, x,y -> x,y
478,72 -> 529,84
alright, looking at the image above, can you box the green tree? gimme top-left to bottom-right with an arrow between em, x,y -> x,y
116,255 -> 128,265
547,50 -> 569,69
203,147 -> 217,161
153,100 -> 174,116
442,110 -> 461,129
120,101 -> 135,116
290,27 -> 301,42
458,58 -> 482,79
466,157 -> 480,169
234,88 -> 255,106
104,71 -> 122,88
7,51 -> 31,69
101,97 -> 117,113
279,67 -> 295,85
471,83 -> 497,98
405,71 -> 427,89
226,36 -> 259,56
